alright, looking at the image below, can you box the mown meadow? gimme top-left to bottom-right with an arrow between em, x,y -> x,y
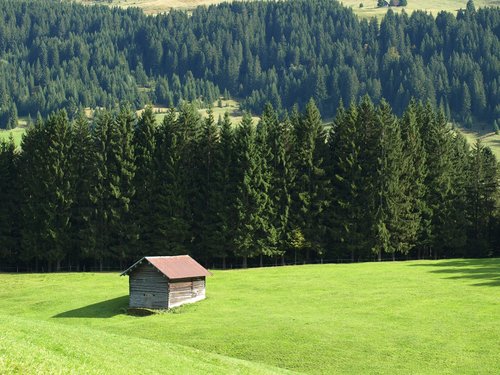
0,259 -> 499,374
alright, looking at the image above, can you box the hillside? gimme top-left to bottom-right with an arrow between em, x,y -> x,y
1,259 -> 499,374
73,0 -> 500,15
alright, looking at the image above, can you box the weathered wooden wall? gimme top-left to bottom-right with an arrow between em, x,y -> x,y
129,263 -> 169,309
168,277 -> 206,308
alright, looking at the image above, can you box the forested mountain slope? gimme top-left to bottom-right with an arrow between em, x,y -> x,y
0,0 -> 498,129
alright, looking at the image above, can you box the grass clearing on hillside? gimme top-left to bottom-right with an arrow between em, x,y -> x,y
343,0 -> 499,18
72,0 -> 500,16
458,127 -> 500,159
0,259 -> 499,374
0,128 -> 26,147
152,99 -> 260,125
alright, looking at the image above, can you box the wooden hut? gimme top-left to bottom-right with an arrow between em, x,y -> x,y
121,255 -> 211,309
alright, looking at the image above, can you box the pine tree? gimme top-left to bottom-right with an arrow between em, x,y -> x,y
69,112 -> 95,270
19,117 -> 47,270
291,99 -> 328,261
217,112 -> 237,268
327,101 -> 364,261
265,104 -> 294,264
233,114 -> 264,267
90,110 -> 114,270
467,139 -> 498,256
371,101 -> 404,261
132,106 -> 157,256
151,109 -> 191,255
107,106 -> 137,265
195,107 -> 225,264
37,111 -> 73,271
254,104 -> 281,266
356,96 -> 381,259
399,101 -> 428,258
0,137 -> 20,267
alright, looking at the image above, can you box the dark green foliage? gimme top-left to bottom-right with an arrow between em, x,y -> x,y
0,138 -> 19,264
0,0 -> 498,127
291,100 -> 329,260
1,98 -> 498,269
132,106 -> 157,256
69,113 -> 95,269
233,114 -> 266,267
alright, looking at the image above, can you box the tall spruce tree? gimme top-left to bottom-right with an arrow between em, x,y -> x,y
0,137 -> 19,268
39,111 -> 73,271
69,113 -> 95,270
217,112 -> 237,268
399,101 -> 428,258
107,106 -> 137,265
132,106 -> 157,256
327,102 -> 364,261
233,114 -> 264,267
291,99 -> 328,261
264,104 -> 294,264
151,109 -> 191,255
466,139 -> 498,256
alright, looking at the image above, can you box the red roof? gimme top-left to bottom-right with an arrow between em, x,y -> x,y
121,255 -> 211,280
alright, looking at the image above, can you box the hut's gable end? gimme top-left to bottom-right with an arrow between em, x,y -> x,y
129,263 -> 169,309
168,277 -> 206,308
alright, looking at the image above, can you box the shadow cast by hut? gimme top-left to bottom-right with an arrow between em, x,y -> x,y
52,295 -> 129,318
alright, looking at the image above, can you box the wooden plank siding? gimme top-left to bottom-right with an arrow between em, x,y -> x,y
128,264 -> 206,309
168,277 -> 206,308
129,263 -> 169,309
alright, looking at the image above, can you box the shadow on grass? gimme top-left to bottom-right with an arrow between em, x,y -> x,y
52,295 -> 129,318
409,259 -> 500,287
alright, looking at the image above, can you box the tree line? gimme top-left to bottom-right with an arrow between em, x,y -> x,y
0,0 -> 499,129
0,98 -> 498,271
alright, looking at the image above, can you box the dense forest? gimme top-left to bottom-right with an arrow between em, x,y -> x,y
0,98 -> 498,271
0,0 -> 499,128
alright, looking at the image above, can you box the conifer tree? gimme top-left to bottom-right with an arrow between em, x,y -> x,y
195,108 -> 225,264
69,113 -> 95,270
327,101 -> 364,261
399,101 -> 428,258
467,139 -> 498,256
19,117 -> 47,270
132,106 -> 157,255
0,137 -> 19,267
39,111 -> 73,271
291,99 -> 328,261
265,104 -> 294,264
371,101 -> 404,261
233,114 -> 264,267
107,106 -> 137,265
217,112 -> 237,268
90,110 -> 114,270
151,109 -> 191,255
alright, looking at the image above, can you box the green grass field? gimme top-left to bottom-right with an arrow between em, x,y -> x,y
72,0 -> 500,16
458,127 -> 500,159
151,99 -> 260,125
344,0 -> 499,18
0,128 -> 26,147
1,259 -> 499,374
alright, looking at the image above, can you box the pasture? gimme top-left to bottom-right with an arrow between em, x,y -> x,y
0,128 -> 26,147
72,0 -> 500,15
458,127 -> 500,159
0,259 -> 499,374
151,99 -> 260,125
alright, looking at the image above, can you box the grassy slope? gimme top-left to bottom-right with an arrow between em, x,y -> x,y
0,259 -> 499,374
72,0 -> 500,15
343,0 -> 499,18
0,128 -> 25,147
458,127 -> 500,159
151,99 -> 260,125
